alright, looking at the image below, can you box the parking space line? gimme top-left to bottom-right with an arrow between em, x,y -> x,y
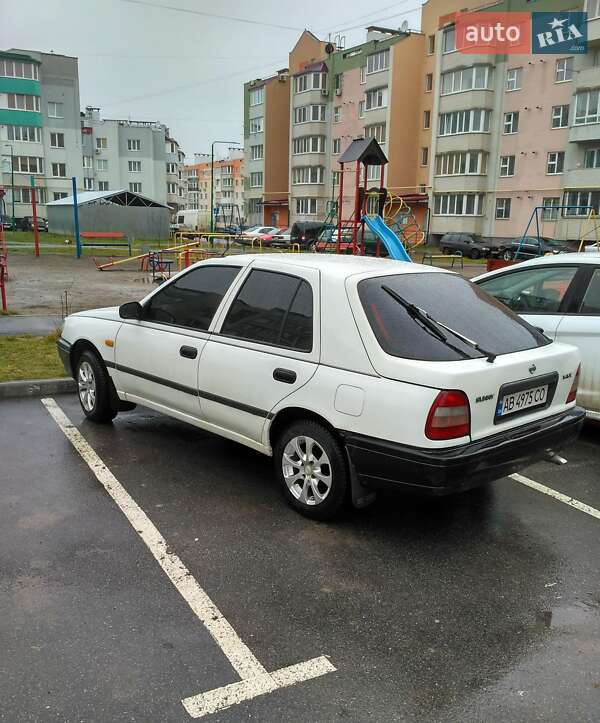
41,398 -> 335,718
510,472 -> 600,521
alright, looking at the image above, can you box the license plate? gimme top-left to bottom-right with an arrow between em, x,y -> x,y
497,384 -> 548,417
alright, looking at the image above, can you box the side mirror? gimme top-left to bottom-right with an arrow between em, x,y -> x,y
119,301 -> 142,320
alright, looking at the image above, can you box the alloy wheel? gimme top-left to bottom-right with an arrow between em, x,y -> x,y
282,435 -> 332,506
78,360 -> 96,412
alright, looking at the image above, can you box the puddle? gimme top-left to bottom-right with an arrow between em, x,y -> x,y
537,600 -> 598,629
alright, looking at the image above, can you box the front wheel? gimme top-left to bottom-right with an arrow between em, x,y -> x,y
469,248 -> 480,260
274,421 -> 348,520
76,350 -> 118,423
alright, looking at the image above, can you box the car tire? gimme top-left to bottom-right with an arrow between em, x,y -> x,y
469,248 -> 480,260
503,249 -> 513,261
274,420 -> 348,521
75,350 -> 118,423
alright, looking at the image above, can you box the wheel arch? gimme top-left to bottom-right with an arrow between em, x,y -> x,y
267,406 -> 340,450
70,338 -> 104,373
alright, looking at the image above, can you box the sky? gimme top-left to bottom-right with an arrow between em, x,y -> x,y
1,0 -> 423,159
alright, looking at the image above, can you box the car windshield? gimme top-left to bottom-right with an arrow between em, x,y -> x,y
358,273 -> 550,362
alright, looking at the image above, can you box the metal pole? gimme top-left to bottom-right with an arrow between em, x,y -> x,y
337,163 -> 344,255
360,163 -> 368,256
30,175 -> 39,257
72,177 -> 81,259
4,145 -> 16,230
352,161 -> 360,255
210,141 -> 215,234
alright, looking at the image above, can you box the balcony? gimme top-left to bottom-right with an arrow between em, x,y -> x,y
588,15 -> 600,44
569,122 -> 600,143
563,166 -> 600,188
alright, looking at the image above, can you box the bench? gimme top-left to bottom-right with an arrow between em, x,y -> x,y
422,252 -> 464,269
80,232 -> 132,255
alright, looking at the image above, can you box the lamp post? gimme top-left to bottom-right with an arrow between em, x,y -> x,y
210,140 -> 240,233
3,144 -> 15,230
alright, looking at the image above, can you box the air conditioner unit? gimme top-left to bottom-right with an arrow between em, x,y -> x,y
335,88 -> 342,96
321,88 -> 328,96
94,149 -> 101,154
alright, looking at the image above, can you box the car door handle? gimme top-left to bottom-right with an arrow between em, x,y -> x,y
273,368 -> 297,384
179,345 -> 198,359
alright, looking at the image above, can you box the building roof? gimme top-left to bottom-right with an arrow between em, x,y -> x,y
338,137 -> 388,166
46,189 -> 169,209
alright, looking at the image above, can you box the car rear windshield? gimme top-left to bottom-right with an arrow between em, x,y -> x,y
358,273 -> 550,362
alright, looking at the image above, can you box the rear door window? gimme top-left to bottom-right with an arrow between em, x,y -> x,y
579,268 -> 600,314
477,266 -> 578,313
358,273 -> 549,362
220,269 -> 313,351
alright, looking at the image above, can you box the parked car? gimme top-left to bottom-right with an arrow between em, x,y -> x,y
237,226 -> 279,247
439,233 -> 491,259
501,236 -> 573,261
57,254 -> 584,520
290,221 -> 326,250
1,216 -> 13,230
474,252 -> 600,420
268,228 -> 291,248
17,216 -> 48,232
315,229 -> 389,257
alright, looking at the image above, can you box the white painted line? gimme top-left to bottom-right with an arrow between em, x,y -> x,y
510,472 -> 600,521
41,398 -> 335,718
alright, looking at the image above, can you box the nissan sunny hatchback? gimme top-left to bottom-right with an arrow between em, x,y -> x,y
58,254 -> 585,520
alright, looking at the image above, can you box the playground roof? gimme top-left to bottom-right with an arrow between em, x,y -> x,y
338,137 -> 388,166
46,189 -> 169,209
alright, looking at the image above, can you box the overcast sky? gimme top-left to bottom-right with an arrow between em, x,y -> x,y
2,0 -> 422,159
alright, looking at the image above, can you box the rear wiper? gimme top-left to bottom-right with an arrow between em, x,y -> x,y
382,285 -> 497,363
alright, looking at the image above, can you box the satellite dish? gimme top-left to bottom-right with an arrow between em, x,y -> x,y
325,42 -> 335,54
400,20 -> 409,33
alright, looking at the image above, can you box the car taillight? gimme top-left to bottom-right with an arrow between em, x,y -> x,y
425,390 -> 471,441
566,364 -> 580,404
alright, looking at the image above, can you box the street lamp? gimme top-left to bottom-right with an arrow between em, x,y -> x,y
3,144 -> 15,230
210,140 -> 240,233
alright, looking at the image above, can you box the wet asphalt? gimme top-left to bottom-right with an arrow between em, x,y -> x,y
1,396 -> 599,723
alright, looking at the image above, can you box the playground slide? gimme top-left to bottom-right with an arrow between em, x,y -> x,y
362,215 -> 411,262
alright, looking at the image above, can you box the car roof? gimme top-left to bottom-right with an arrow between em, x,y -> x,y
473,251 -> 600,282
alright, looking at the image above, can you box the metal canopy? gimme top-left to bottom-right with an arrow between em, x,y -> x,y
46,189 -> 169,209
338,137 -> 388,166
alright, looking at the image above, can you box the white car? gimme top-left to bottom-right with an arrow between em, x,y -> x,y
57,255 -> 584,520
474,252 -> 600,421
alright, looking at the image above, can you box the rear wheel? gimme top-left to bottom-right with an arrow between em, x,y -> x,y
503,249 -> 513,261
75,350 -> 118,423
469,248 -> 480,260
274,420 -> 347,520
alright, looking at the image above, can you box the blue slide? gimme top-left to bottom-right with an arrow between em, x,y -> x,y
362,214 -> 411,262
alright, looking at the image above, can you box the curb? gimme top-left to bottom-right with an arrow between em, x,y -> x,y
0,377 -> 76,399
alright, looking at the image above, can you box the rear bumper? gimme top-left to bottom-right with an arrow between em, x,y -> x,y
57,338 -> 72,377
342,407 -> 585,495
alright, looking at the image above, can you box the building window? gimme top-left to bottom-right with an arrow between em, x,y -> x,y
50,132 -> 64,148
423,110 -> 431,129
495,198 -> 511,219
506,67 -> 522,91
435,151 -> 487,176
294,104 -> 326,124
84,177 -> 94,190
333,106 -> 341,123
127,139 -> 141,151
250,144 -> 263,161
0,58 -> 39,80
7,125 -> 41,142
98,181 -> 109,191
128,160 -> 142,172
360,66 -> 366,84
332,171 -> 341,186
13,156 -> 43,173
441,65 -> 493,95
503,111 -> 519,134
584,148 -> 600,168
499,155 -> 515,176
96,137 -> 107,149
365,123 -> 386,143
439,109 -> 491,135
97,158 -> 108,171
249,87 -> 264,106
555,57 -> 573,82
294,72 -> 326,93
551,104 -> 569,128
7,93 -> 40,112
366,49 -> 390,74
332,138 -> 341,154
421,147 -> 429,166
47,101 -> 64,118
295,197 -> 317,215
292,166 -> 324,184
590,0 -> 600,18
250,172 -> 263,187
358,100 -> 365,118
427,34 -> 435,55
166,162 -> 176,173
10,186 -> 46,204
442,25 -> 456,54
334,73 -> 342,93
292,136 -> 325,154
82,155 -> 92,169
53,192 -> 68,201
250,117 -> 263,133
547,151 -> 564,174
130,182 -> 142,193
433,193 -> 485,216
574,89 -> 600,125
425,73 -> 433,92
541,197 -> 560,220
51,162 -> 66,177
365,87 -> 388,111
564,190 -> 600,215
167,182 -> 177,194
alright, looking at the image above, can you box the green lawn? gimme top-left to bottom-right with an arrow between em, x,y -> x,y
0,332 -> 68,382
3,231 -> 167,255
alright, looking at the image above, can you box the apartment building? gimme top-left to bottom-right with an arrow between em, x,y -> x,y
0,49 -> 82,219
184,151 -> 244,223
244,68 -> 290,227
81,106 -> 186,211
